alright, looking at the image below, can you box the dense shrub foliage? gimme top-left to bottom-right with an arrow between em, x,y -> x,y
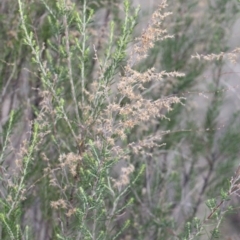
0,0 -> 240,239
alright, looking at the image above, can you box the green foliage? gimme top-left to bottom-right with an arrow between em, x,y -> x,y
0,0 -> 240,239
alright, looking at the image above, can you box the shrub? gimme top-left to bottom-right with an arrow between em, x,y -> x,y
0,0 -> 240,239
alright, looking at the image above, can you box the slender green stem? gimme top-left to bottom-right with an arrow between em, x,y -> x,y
63,3 -> 81,125
81,0 -> 87,105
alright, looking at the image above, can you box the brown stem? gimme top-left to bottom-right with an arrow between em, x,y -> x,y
206,200 -> 224,220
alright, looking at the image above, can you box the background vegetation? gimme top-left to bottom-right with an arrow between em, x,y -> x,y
0,0 -> 240,239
